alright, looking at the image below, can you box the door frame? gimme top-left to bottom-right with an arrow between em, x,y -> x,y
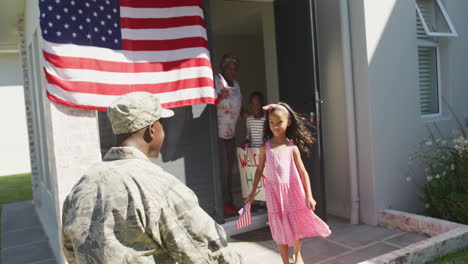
311,0 -> 327,222
202,0 -> 225,223
203,0 -> 326,223
274,0 -> 327,220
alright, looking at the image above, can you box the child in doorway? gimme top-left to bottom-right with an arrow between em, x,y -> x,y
245,102 -> 331,264
242,91 -> 266,149
242,92 -> 267,212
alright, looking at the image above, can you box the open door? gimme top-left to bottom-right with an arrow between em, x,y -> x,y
274,0 -> 327,221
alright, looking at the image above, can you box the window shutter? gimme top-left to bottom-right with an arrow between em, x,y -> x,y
417,0 -> 434,28
417,46 -> 439,115
417,5 -> 433,41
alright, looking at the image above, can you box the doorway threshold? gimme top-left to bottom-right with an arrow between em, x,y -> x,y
221,211 -> 269,237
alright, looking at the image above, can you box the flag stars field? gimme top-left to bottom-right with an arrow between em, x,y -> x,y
39,0 -> 216,110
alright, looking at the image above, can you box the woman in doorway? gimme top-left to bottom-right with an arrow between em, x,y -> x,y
216,54 -> 248,216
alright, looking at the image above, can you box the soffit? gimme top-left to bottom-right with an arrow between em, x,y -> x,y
0,0 -> 25,50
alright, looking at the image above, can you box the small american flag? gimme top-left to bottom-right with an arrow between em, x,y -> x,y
235,203 -> 252,229
39,0 -> 215,111
217,73 -> 231,88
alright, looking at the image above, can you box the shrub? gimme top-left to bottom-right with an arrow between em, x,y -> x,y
407,108 -> 468,224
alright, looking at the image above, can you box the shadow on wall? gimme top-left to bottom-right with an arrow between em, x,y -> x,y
98,105 -> 220,217
158,105 -> 218,216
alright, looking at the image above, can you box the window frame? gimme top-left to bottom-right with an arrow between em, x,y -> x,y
415,0 -> 458,37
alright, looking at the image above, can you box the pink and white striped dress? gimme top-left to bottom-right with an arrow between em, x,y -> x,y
264,140 -> 331,246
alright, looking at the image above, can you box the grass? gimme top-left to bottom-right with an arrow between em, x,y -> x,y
426,247 -> 468,264
0,173 -> 33,264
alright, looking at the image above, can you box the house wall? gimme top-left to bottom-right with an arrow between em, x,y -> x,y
23,1 -> 102,262
347,0 -> 468,225
20,7 -> 60,259
149,103 -> 222,219
362,0 -> 423,225
0,53 -> 31,176
438,1 -> 468,129
98,103 -> 223,220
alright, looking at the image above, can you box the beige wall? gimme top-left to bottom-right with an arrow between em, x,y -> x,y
0,53 -> 30,176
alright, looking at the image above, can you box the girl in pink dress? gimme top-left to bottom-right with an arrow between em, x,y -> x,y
245,102 -> 331,264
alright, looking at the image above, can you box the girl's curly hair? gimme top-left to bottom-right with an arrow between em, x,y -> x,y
263,102 -> 316,155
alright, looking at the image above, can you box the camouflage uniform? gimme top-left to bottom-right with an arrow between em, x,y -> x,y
62,146 -> 244,264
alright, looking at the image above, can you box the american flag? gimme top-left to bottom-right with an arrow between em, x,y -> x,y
235,203 -> 252,229
39,0 -> 215,111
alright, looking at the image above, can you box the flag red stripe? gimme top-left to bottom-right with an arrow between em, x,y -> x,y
120,0 -> 202,8
120,16 -> 205,29
162,97 -> 215,108
47,92 -> 108,111
247,204 -> 250,225
122,37 -> 208,51
236,204 -> 252,229
45,71 -> 214,95
43,51 -> 212,73
48,92 -> 215,111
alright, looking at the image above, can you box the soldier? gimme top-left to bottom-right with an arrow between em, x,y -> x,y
62,92 -> 245,264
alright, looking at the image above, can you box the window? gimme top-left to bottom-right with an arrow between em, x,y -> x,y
416,0 -> 457,37
415,0 -> 456,116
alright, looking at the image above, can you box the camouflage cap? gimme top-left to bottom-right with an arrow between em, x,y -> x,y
107,92 -> 174,135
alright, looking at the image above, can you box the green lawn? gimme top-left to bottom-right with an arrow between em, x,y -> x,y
0,173 -> 33,264
426,247 -> 468,264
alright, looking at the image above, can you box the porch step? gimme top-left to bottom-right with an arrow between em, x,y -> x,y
1,200 -> 57,264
